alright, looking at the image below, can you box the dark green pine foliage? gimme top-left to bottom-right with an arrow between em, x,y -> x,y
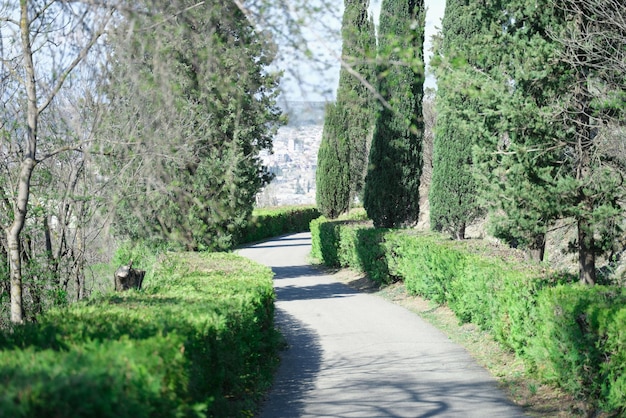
336,0 -> 377,204
428,0 -> 489,240
471,0 -> 567,261
316,103 -> 351,219
363,0 -> 425,228
468,0 -> 625,279
491,0 -> 625,280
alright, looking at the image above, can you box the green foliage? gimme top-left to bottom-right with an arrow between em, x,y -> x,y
238,206 -> 320,244
102,0 -> 283,252
385,232 -> 466,304
363,0 -> 425,228
452,0 -> 626,277
316,103 -> 351,219
337,0 -> 377,203
310,213 -> 391,283
112,240 -> 161,271
315,0 -> 376,218
527,285 -> 626,408
338,226 -> 390,284
428,0 -> 486,239
310,216 -> 342,266
0,253 -> 279,417
0,336 -> 191,418
598,306 -> 626,411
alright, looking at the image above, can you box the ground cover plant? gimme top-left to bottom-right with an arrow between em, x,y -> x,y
0,252 -> 279,418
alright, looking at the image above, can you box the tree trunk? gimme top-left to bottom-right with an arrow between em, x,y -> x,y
578,217 -> 596,285
455,222 -> 466,240
572,7 -> 596,285
527,233 -> 546,262
7,227 -> 24,324
8,0 -> 39,323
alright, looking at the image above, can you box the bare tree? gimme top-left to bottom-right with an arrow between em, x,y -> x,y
0,0 -> 112,323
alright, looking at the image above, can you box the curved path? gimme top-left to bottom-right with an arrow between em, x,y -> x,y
238,233 -> 527,418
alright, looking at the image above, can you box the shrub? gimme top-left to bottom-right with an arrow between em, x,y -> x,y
0,252 -> 279,417
238,206 -> 320,244
0,336 -> 191,418
385,232 -> 466,303
528,285 -> 626,405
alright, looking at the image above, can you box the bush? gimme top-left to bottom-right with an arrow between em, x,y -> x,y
0,336 -> 190,418
528,285 -> 626,405
310,216 -> 391,283
0,252 -> 279,417
310,216 -> 342,266
385,232 -> 466,303
238,206 -> 320,245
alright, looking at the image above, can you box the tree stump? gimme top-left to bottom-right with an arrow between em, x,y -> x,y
114,260 -> 146,291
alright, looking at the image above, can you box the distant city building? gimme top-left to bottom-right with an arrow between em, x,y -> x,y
256,101 -> 325,207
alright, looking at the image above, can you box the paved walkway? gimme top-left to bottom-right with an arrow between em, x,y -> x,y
238,232 -> 527,418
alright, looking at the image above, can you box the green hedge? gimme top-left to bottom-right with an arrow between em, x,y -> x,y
310,217 -> 626,413
529,285 -> 626,408
238,206 -> 320,245
0,252 -> 279,417
310,216 -> 391,283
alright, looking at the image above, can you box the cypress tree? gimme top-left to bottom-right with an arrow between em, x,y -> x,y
428,0 -> 489,240
316,103 -> 351,218
335,0 -> 377,204
363,0 -> 425,228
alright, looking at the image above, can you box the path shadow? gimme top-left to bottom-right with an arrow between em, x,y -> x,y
271,265 -> 360,302
256,309 -> 323,418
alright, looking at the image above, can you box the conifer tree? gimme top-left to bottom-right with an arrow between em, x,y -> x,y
316,0 -> 375,216
336,0 -> 377,204
428,0 -> 487,240
316,103 -> 351,218
468,0 -> 625,280
363,0 -> 425,228
101,0 -> 282,251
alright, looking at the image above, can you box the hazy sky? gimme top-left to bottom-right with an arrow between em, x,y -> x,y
278,0 -> 446,101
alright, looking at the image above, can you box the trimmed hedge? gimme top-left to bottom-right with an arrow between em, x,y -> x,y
310,216 -> 390,283
310,217 -> 626,413
0,252 -> 279,417
238,206 -> 320,245
529,285 -> 626,407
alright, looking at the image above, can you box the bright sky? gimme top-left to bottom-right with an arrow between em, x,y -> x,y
278,0 -> 446,101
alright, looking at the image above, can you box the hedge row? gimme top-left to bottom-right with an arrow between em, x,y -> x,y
238,205 -> 321,245
310,217 -> 626,413
0,252 -> 279,417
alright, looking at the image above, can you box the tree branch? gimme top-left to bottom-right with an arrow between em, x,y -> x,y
37,10 -> 113,115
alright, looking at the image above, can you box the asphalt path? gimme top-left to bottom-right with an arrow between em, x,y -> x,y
237,232 -> 527,418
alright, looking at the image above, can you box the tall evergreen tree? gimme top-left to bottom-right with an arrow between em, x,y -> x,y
363,0 -> 425,228
316,103 -> 351,218
469,0 -> 625,280
316,0 -> 376,217
336,0 -> 377,204
428,0 -> 489,240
